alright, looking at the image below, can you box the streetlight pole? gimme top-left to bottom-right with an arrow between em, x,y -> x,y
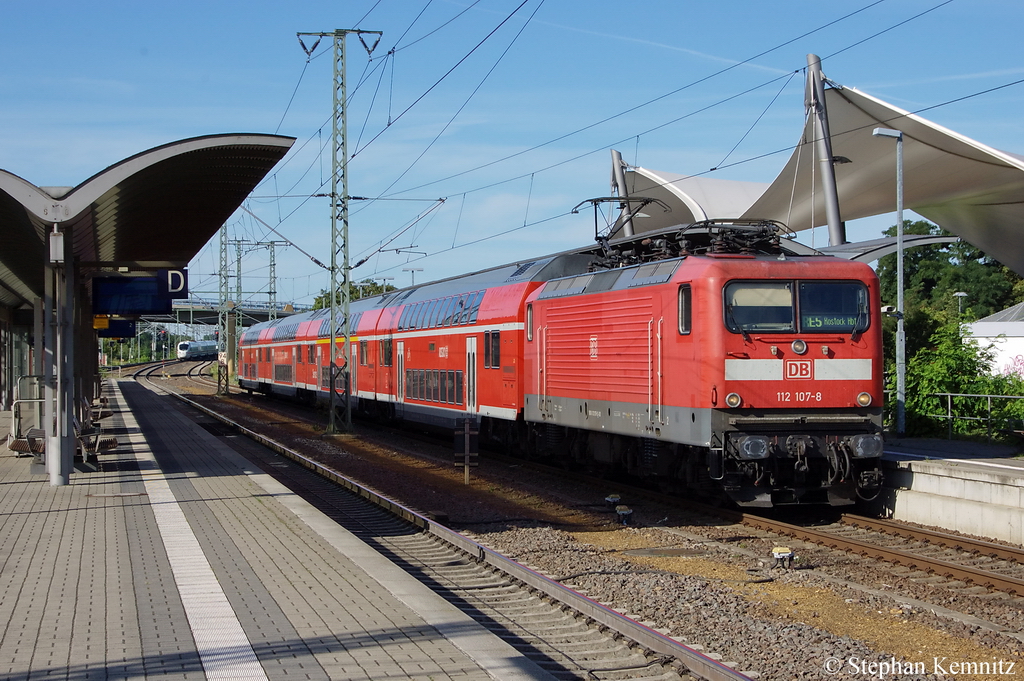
402,268 -> 423,286
873,127 -> 906,437
954,291 -> 968,316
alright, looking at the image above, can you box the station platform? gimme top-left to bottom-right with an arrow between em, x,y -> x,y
881,438 -> 1024,546
0,381 -> 554,681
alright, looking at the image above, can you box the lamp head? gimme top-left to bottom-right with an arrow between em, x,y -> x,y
872,127 -> 903,140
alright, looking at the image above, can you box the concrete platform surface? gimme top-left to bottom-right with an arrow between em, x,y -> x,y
882,437 -> 1024,545
0,381 -> 554,681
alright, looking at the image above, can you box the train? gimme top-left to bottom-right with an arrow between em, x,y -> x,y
176,339 -> 218,360
238,220 -> 885,507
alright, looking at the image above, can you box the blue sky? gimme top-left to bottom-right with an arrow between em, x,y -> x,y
3,0 -> 1023,307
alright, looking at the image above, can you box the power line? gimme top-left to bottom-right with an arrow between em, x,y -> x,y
241,0 -> 965,285
379,0 -> 893,198
366,0 -> 546,202
352,0 -> 533,159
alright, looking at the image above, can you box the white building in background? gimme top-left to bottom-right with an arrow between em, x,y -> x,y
967,302 -> 1024,377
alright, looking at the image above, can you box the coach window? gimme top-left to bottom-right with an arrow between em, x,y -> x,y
439,297 -> 455,326
380,339 -> 393,367
489,327 -> 501,366
428,299 -> 445,328
678,285 -> 692,335
432,298 -> 446,327
445,296 -> 459,326
452,294 -> 468,326
526,304 -> 534,341
459,291 -> 476,324
483,331 -> 496,368
412,301 -> 429,330
359,340 -> 368,366
440,297 -> 457,326
467,291 -> 484,323
308,345 -> 316,364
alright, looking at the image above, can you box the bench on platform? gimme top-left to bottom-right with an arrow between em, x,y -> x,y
7,428 -> 45,456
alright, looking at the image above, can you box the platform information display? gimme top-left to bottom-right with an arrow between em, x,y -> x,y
97,320 -> 137,338
92,270 -> 188,315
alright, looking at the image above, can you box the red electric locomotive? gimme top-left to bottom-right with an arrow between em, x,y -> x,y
238,220 -> 884,507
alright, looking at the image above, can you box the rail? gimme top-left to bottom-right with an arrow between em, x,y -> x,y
925,392 -> 1024,442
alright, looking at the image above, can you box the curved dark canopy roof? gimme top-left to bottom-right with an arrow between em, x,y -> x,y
0,133 -> 295,309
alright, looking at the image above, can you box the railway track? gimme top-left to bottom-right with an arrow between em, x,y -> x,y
151,373 -> 1024,599
183,359 -> 216,389
466,446 -> 1024,598
133,367 -> 753,681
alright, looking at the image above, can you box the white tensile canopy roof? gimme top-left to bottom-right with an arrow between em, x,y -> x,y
620,79 -> 1024,275
618,170 -> 768,230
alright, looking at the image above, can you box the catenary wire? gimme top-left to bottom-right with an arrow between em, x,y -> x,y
377,0 -> 893,198
244,0 -> 958,283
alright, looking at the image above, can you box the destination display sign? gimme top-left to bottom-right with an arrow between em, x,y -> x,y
801,314 -> 859,331
92,270 -> 188,315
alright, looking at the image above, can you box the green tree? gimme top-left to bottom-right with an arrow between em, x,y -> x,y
875,220 -> 1024,436
897,310 -> 1024,436
876,220 -> 1022,322
311,279 -> 397,310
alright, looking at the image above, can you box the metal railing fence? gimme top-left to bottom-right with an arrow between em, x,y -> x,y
926,392 -> 1024,442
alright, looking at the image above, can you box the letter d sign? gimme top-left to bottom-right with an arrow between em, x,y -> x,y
159,269 -> 189,299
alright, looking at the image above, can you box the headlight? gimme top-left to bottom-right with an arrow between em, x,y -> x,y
735,435 -> 771,460
848,433 -> 883,458
791,339 -> 807,355
857,392 -> 873,407
725,392 -> 742,408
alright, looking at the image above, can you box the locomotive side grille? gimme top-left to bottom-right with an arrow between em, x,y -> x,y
544,295 -> 654,398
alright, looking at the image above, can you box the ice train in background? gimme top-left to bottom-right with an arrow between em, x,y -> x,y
176,340 -> 218,360
238,220 -> 884,507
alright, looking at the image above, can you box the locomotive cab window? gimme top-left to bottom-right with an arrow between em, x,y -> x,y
677,285 -> 691,335
380,339 -> 393,367
359,340 -> 368,366
724,280 -> 871,335
799,281 -> 870,333
724,282 -> 794,333
526,304 -> 534,341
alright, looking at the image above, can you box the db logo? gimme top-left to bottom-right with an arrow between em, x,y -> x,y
785,359 -> 813,379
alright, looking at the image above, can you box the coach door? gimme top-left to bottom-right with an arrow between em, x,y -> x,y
465,337 -> 478,413
346,341 -> 356,398
396,341 -> 405,405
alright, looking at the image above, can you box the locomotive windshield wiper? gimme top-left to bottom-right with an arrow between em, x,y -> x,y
726,305 -> 751,342
851,305 -> 867,341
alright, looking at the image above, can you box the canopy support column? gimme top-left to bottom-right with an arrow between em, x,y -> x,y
807,54 -> 846,246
